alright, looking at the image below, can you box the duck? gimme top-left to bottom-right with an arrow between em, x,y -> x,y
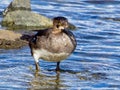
29,16 -> 76,71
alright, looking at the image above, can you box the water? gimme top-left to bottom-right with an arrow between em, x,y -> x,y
0,0 -> 120,89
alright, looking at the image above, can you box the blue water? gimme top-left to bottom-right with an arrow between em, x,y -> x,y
0,0 -> 120,90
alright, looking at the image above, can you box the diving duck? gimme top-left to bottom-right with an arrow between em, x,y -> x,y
29,16 -> 76,71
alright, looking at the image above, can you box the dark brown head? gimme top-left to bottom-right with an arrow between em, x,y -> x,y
53,16 -> 69,30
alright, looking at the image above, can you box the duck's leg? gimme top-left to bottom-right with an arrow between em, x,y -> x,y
56,61 -> 60,71
33,53 -> 40,71
35,62 -> 40,71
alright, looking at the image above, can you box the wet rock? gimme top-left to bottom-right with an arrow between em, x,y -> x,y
0,30 -> 28,49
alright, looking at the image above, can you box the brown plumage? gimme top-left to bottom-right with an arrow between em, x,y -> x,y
29,16 -> 76,71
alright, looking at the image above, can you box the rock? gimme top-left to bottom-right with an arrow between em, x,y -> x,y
0,30 -> 28,49
3,0 -> 31,16
2,10 -> 76,30
1,0 -> 76,30
1,0 -> 52,30
0,39 -> 28,49
0,30 -> 21,41
2,10 -> 52,30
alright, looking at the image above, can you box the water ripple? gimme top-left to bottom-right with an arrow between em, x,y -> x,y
0,0 -> 120,89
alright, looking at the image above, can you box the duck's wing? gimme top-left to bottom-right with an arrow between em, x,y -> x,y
29,29 -> 50,49
63,29 -> 77,50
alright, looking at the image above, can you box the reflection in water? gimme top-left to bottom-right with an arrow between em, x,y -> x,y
29,71 -> 61,90
0,0 -> 120,89
28,68 -> 107,90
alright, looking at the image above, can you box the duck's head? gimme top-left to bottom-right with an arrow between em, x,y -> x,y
53,16 -> 68,30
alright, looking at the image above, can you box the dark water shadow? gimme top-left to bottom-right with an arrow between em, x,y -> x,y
0,11 -> 2,16
47,68 -> 80,74
77,71 -> 107,81
101,17 -> 120,22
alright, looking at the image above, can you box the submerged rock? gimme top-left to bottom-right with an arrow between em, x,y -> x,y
68,23 -> 76,30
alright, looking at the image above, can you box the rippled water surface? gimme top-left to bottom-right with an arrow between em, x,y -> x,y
0,0 -> 120,89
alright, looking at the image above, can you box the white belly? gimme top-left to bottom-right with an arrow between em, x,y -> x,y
33,49 -> 69,62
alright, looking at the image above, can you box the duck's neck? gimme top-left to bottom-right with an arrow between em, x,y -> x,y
52,28 -> 62,34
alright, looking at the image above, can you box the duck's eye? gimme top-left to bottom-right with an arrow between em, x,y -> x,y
56,25 -> 59,28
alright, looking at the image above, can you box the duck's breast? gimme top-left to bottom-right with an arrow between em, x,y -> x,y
44,32 -> 75,53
